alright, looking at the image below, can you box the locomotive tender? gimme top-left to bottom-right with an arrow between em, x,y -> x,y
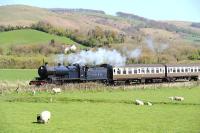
29,63 -> 200,85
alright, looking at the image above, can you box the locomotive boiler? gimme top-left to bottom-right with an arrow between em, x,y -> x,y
29,63 -> 113,85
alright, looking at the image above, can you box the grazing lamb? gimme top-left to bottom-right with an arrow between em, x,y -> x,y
37,111 -> 51,124
147,102 -> 153,106
174,96 -> 184,101
52,88 -> 61,94
135,99 -> 144,106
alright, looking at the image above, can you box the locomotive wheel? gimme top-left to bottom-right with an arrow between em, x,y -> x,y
55,80 -> 63,85
125,80 -> 131,85
141,79 -> 145,84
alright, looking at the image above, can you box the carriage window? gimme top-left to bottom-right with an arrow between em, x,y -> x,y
123,69 -> 126,74
173,68 -> 176,73
199,68 -> 200,72
151,69 -> 154,73
134,69 -> 137,74
156,68 -> 159,73
185,69 -> 188,72
147,68 -> 150,73
168,68 -> 173,73
138,69 -> 141,73
141,68 -> 145,74
113,69 -> 116,74
181,68 -> 184,72
177,68 -> 180,73
117,69 -> 121,74
160,68 -> 162,73
128,69 -> 132,74
195,68 -> 198,72
191,69 -> 193,72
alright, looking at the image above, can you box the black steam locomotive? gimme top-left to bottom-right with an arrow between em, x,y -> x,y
29,63 -> 200,85
29,63 -> 113,85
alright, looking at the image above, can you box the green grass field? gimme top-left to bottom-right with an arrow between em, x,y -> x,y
0,86 -> 200,133
0,69 -> 36,80
0,29 -> 77,48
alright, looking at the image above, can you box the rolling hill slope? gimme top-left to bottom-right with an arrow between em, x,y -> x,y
1,5 -> 200,42
0,29 -> 76,45
0,4 -> 200,66
0,29 -> 80,51
0,5 -> 56,26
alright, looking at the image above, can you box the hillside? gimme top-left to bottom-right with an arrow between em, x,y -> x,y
0,29 -> 77,46
0,29 -> 80,52
0,5 -> 200,67
0,5 -> 200,42
0,5 -> 52,26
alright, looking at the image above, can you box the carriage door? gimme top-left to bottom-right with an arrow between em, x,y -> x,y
80,66 -> 86,80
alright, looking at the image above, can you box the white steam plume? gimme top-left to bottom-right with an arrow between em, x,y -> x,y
56,48 -> 126,66
145,36 -> 155,52
145,36 -> 168,52
128,48 -> 141,59
123,47 -> 142,59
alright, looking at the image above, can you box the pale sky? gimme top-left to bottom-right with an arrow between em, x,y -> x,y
0,0 -> 200,22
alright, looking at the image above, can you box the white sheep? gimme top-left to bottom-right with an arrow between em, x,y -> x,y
37,111 -> 51,124
70,45 -> 77,51
147,102 -> 153,106
52,88 -> 61,94
174,96 -> 184,101
135,99 -> 144,106
168,96 -> 184,101
64,47 -> 70,54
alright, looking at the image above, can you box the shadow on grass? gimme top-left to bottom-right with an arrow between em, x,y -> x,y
32,121 -> 40,124
32,121 -> 47,124
4,96 -> 200,106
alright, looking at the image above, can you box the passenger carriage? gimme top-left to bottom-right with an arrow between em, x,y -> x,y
165,64 -> 200,81
112,64 -> 166,83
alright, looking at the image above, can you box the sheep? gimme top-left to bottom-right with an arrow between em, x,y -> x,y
64,45 -> 77,54
37,111 -> 51,124
168,96 -> 184,101
135,99 -> 144,106
70,45 -> 77,51
64,47 -> 70,54
174,96 -> 184,101
52,88 -> 61,94
147,102 -> 153,106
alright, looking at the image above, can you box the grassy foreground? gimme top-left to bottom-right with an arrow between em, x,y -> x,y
0,69 -> 36,81
0,86 -> 200,133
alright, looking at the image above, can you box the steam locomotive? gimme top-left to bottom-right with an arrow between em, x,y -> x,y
29,63 -> 200,85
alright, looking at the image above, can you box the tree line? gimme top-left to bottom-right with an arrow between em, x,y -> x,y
31,21 -> 125,47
